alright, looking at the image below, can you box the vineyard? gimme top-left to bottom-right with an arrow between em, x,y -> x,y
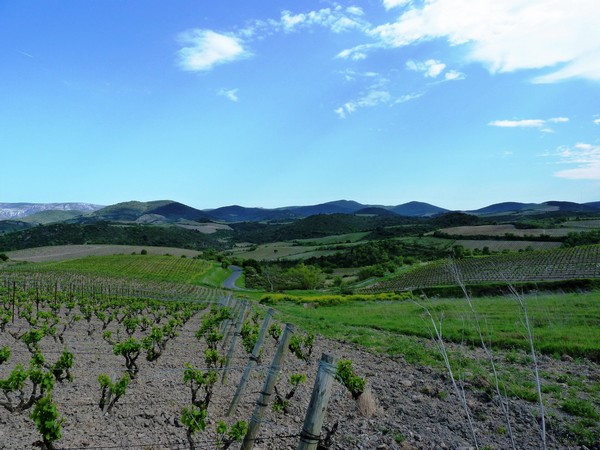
361,245 -> 600,293
0,247 -> 599,449
0,272 -> 415,450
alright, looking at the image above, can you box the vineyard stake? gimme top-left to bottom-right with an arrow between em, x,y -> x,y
221,301 -> 249,384
227,308 -> 274,416
241,323 -> 294,450
296,353 -> 338,450
221,300 -> 241,350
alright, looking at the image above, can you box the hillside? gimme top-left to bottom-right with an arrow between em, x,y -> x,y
0,202 -> 102,220
0,222 -> 225,252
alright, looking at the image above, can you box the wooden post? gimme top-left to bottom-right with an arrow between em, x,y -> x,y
227,308 -> 274,416
296,353 -> 338,450
241,323 -> 294,450
221,299 -> 242,349
12,281 -> 16,324
221,301 -> 249,384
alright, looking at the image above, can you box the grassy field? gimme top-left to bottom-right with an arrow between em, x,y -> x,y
10,254 -> 221,285
229,241 -> 339,261
272,292 -> 600,362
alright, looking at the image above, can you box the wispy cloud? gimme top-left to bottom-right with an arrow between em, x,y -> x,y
334,72 -> 422,119
552,143 -> 600,180
335,89 -> 392,119
340,0 -> 600,83
280,7 -> 370,34
383,0 -> 412,10
177,7 -> 371,72
489,119 -> 546,128
218,88 -> 239,102
176,30 -> 250,72
489,117 -> 569,131
406,59 -> 446,78
594,118 -> 600,125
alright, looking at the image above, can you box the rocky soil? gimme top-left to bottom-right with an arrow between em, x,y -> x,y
1,308 -> 598,450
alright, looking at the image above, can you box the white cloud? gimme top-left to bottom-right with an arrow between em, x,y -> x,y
368,0 -> 600,83
337,43 -> 380,60
346,6 -> 365,16
280,8 -> 369,34
334,82 -> 421,118
489,119 -> 546,128
176,30 -> 249,72
489,117 -> 570,130
444,70 -> 465,81
383,0 -> 412,10
406,59 -> 446,78
594,118 -> 600,125
553,143 -> 600,179
218,88 -> 239,102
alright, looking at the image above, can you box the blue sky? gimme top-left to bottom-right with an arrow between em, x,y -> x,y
1,0 -> 599,211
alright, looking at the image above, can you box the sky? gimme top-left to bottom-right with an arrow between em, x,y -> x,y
1,0 -> 599,211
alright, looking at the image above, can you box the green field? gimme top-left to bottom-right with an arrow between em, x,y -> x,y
10,254 -> 221,285
272,292 -> 600,362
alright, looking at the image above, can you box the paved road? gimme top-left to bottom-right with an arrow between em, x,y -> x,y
222,265 -> 243,290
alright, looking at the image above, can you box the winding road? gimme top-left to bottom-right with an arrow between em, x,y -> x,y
222,265 -> 243,290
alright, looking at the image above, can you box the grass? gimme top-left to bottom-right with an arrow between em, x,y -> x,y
272,291 -> 600,362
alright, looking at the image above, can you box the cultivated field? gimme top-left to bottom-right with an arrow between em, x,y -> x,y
438,224 -> 579,237
6,245 -> 201,262
363,245 -> 600,293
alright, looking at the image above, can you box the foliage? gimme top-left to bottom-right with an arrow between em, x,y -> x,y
98,373 -> 130,414
289,333 -> 314,362
240,319 -> 259,353
0,221 -> 226,252
215,420 -> 248,450
181,406 -> 207,450
273,373 -> 307,414
51,350 -> 74,383
336,359 -> 365,400
30,394 -> 63,450
563,230 -> 600,247
268,323 -> 282,343
113,338 -> 142,378
0,358 -> 55,413
260,292 -> 413,306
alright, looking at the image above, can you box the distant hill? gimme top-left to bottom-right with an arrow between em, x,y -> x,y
89,200 -> 209,223
20,210 -> 88,224
2,199 -> 598,226
0,222 -> 225,252
390,201 -> 449,217
585,201 -> 600,210
0,220 -> 34,234
543,201 -> 600,212
0,203 -> 102,220
206,205 -> 296,222
469,202 -> 535,215
354,207 -> 398,217
285,200 -> 366,217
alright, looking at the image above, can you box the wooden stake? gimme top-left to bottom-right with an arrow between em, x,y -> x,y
241,323 -> 294,450
297,353 -> 338,450
227,308 -> 273,416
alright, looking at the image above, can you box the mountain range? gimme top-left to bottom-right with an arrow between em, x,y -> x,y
0,199 -> 599,225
